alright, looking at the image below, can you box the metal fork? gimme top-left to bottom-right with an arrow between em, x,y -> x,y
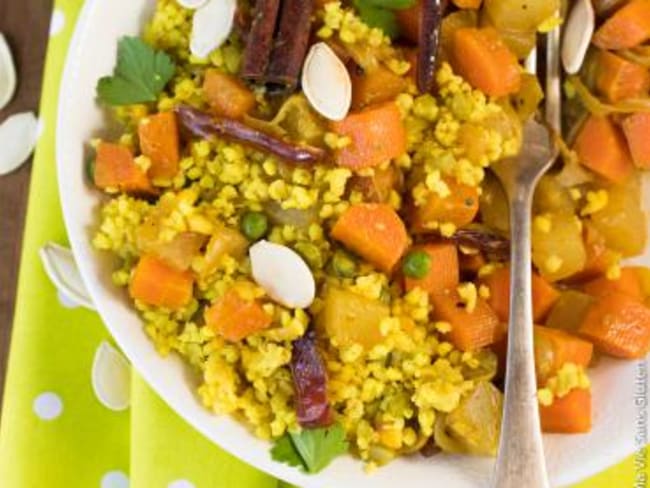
491,24 -> 562,488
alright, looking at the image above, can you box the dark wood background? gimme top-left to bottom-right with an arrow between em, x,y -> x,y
0,0 -> 53,402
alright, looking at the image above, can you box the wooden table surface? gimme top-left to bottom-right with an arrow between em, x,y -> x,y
0,0 -> 53,403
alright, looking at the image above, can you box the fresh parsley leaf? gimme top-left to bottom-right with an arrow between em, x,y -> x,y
96,37 -> 175,106
270,434 -> 306,470
354,0 -> 400,38
271,423 -> 349,474
364,0 -> 417,10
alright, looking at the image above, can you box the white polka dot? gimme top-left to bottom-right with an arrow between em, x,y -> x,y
100,471 -> 129,488
49,9 -> 65,37
57,289 -> 80,309
33,392 -> 63,420
168,481 -> 195,488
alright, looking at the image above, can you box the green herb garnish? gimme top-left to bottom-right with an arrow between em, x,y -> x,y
271,423 -> 349,474
354,0 -> 417,38
96,37 -> 175,106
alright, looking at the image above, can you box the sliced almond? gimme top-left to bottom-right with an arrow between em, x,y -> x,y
249,240 -> 316,309
0,33 -> 16,111
190,0 -> 236,59
562,0 -> 595,74
0,112 -> 38,175
92,341 -> 131,411
177,0 -> 209,9
39,242 -> 95,310
301,42 -> 352,121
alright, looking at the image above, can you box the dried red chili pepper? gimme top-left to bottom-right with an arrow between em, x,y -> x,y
175,105 -> 325,164
290,328 -> 333,428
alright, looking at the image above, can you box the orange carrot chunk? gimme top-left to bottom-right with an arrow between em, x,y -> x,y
404,243 -> 459,296
595,50 -> 650,103
450,27 -> 521,98
93,142 -> 154,194
540,388 -> 592,434
573,114 -> 634,183
583,267 -> 644,301
350,65 -> 407,110
622,112 -> 650,169
138,112 -> 180,180
203,69 -> 256,119
534,325 -> 594,382
409,179 -> 480,232
482,266 -> 560,322
578,291 -> 650,358
395,0 -> 421,44
129,255 -> 194,310
331,203 -> 409,272
331,102 -> 407,170
204,288 -> 272,342
431,290 -> 503,352
593,0 -> 650,50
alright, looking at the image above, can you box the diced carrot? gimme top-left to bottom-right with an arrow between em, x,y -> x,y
203,69 -> 256,119
540,388 -> 592,433
481,266 -> 560,322
129,255 -> 194,310
350,64 -> 407,110
331,102 -> 407,169
93,142 -> 155,194
583,267 -> 644,301
395,0 -> 421,44
409,179 -> 480,233
459,251 -> 486,275
204,288 -> 272,342
578,291 -> 650,358
404,243 -> 459,296
622,112 -> 650,169
452,0 -> 482,8
595,50 -> 650,103
593,0 -> 650,50
534,325 -> 594,382
450,27 -> 521,97
331,203 -> 409,272
631,266 -> 650,298
431,290 -> 503,351
573,114 -> 634,183
138,112 -> 180,180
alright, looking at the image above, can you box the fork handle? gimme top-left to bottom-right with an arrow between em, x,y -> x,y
492,187 -> 550,488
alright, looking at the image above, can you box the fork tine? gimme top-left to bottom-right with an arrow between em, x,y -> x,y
545,24 -> 562,134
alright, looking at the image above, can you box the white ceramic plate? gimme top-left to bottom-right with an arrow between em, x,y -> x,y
56,0 -> 650,486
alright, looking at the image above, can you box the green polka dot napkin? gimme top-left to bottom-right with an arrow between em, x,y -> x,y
0,1 -> 646,487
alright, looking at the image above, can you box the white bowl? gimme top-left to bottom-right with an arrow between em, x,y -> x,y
56,0 -> 649,486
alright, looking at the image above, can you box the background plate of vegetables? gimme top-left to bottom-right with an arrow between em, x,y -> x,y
57,0 -> 650,486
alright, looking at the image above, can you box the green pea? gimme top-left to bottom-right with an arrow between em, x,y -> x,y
402,250 -> 431,279
240,211 -> 269,240
331,250 -> 357,278
294,241 -> 323,268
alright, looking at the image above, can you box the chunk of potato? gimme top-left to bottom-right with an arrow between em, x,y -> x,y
545,290 -> 595,332
533,174 -> 576,215
590,175 -> 647,257
317,286 -> 389,349
532,212 -> 587,281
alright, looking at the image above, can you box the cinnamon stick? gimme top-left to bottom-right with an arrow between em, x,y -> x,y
240,0 -> 282,82
417,0 -> 446,93
266,0 -> 315,91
